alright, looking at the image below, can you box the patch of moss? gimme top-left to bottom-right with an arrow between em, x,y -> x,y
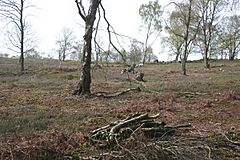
60,74 -> 79,80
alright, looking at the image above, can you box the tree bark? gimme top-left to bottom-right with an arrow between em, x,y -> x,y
181,57 -> 187,75
181,0 -> 192,76
204,53 -> 210,68
229,48 -> 235,60
175,53 -> 179,63
174,45 -> 182,63
142,24 -> 151,64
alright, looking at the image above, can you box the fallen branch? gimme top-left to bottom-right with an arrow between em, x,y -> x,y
178,92 -> 208,98
222,133 -> 240,146
93,87 -> 141,98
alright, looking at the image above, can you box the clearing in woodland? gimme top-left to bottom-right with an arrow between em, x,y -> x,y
0,57 -> 240,159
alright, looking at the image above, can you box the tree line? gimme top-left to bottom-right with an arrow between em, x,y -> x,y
164,0 -> 240,74
0,0 -> 239,95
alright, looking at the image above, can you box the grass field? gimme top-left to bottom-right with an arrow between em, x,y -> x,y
0,57 -> 240,159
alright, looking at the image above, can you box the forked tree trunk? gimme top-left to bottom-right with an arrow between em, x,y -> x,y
74,0 -> 100,95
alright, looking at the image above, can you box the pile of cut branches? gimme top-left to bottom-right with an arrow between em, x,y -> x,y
89,113 -> 191,148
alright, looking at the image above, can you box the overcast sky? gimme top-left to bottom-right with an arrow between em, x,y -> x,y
1,0 -> 174,60
33,0 -> 144,49
34,0 -> 170,57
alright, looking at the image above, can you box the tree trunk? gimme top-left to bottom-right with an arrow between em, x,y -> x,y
232,41 -> 237,60
182,40 -> 188,75
229,48 -> 234,60
174,44 -> 182,63
95,48 -> 99,65
142,24 -> 150,64
63,50 -> 66,61
220,49 -> 224,60
204,53 -> 210,68
74,0 -> 100,95
142,48 -> 147,65
175,52 -> 180,63
77,41 -> 92,95
181,58 -> 187,75
20,0 -> 24,72
203,38 -> 210,68
181,0 -> 194,76
19,53 -> 24,72
75,25 -> 93,95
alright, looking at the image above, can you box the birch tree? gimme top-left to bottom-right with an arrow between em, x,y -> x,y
139,0 -> 162,64
73,0 -> 101,95
0,0 -> 36,72
196,0 -> 224,68
167,0 -> 201,75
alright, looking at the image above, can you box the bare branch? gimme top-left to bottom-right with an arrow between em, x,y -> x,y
100,2 -> 126,63
75,0 -> 86,21
94,7 -> 105,55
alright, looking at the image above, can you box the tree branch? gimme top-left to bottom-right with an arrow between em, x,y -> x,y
99,2 -> 126,63
75,0 -> 86,21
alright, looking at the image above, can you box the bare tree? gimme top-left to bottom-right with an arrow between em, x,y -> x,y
196,0 -> 224,68
71,40 -> 84,60
128,39 -> 144,63
56,27 -> 75,68
74,0 -> 129,95
217,15 -> 240,60
167,0 -> 201,75
0,0 -> 36,72
139,0 -> 162,64
73,0 -> 101,95
164,16 -> 185,63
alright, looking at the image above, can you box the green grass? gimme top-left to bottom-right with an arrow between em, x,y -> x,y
60,73 -> 79,80
0,106 -> 88,136
0,107 -> 58,135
